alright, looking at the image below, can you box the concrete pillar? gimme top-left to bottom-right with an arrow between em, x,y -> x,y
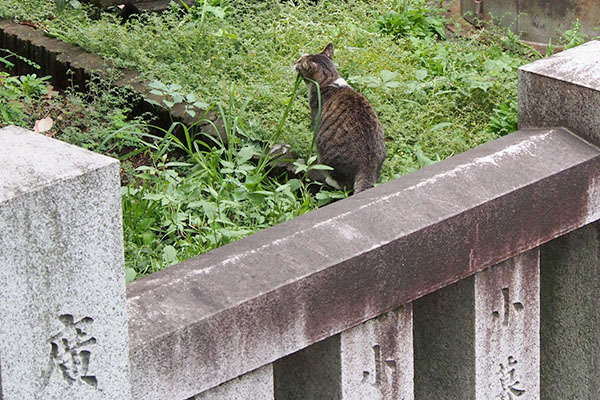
0,126 -> 130,399
274,305 -> 413,400
540,222 -> 600,399
414,249 -> 540,399
192,365 -> 273,400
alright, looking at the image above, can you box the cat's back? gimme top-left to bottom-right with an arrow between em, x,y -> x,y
319,85 -> 385,152
317,85 -> 386,192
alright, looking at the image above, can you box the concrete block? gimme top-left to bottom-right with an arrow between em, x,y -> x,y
414,249 -> 540,399
540,222 -> 600,399
192,364 -> 273,400
0,126 -> 130,399
273,305 -> 413,400
519,40 -> 600,146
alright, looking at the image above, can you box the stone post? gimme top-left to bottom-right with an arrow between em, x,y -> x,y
540,223 -> 600,399
273,305 -> 413,400
519,41 -> 600,399
519,40 -> 600,148
0,126 -> 130,399
413,249 -> 540,399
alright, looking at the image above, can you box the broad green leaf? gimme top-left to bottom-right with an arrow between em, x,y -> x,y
141,230 -> 156,246
55,0 -> 66,12
220,160 -> 235,169
237,146 -> 256,164
185,93 -> 197,103
205,5 -> 225,19
380,69 -> 398,82
193,101 -> 209,109
309,164 -> 334,171
415,69 -> 428,81
142,193 -> 166,201
125,268 -> 137,283
287,178 -> 302,191
162,245 -> 178,265
148,80 -> 167,90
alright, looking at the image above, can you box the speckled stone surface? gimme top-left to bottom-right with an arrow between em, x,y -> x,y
340,305 -> 414,400
0,126 -> 130,399
273,306 -> 413,400
193,365 -> 273,400
474,250 -> 540,400
128,127 -> 600,399
540,223 -> 600,399
414,251 -> 540,400
519,40 -> 600,146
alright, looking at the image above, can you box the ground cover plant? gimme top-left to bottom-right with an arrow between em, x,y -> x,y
2,0 -> 571,278
1,0 -> 543,175
0,52 -> 341,280
0,51 -> 147,158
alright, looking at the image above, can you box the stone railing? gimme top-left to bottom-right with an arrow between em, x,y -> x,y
2,41 -> 600,400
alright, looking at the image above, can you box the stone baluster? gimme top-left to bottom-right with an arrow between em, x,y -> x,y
413,249 -> 540,399
540,223 -> 600,399
273,305 -> 414,399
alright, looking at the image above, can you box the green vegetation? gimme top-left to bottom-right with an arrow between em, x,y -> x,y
0,0 -> 541,176
121,83 -> 345,280
0,52 -> 146,157
2,0 -> 563,278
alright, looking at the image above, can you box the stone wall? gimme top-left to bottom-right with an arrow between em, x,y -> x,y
461,0 -> 600,44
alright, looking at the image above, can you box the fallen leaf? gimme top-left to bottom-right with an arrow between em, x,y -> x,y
34,117 -> 54,133
45,131 -> 58,138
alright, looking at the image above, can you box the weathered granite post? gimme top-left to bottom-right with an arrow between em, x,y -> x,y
340,305 -> 413,399
273,305 -> 413,399
413,250 -> 540,399
540,223 -> 600,399
0,126 -> 130,399
520,40 -> 600,399
519,40 -> 600,151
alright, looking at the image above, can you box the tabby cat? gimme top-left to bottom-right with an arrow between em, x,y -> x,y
295,43 -> 386,193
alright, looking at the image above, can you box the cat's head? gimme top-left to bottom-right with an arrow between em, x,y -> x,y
295,43 -> 339,85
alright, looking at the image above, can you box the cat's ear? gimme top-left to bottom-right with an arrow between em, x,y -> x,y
321,43 -> 334,59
